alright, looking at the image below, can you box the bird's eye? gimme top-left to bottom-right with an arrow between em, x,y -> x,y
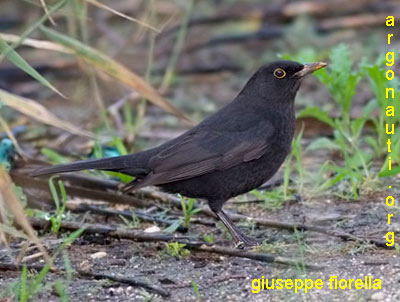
273,68 -> 286,79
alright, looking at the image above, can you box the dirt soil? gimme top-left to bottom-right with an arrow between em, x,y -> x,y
1,184 -> 399,302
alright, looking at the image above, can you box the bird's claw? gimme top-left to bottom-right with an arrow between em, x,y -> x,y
235,235 -> 259,249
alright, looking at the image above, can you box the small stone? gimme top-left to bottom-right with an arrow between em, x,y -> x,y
116,287 -> 124,294
371,292 -> 384,301
144,226 -> 161,233
90,251 -> 107,259
108,288 -> 115,296
79,260 -> 91,270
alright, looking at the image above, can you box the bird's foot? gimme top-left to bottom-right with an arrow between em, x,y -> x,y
234,234 -> 259,249
214,209 -> 259,249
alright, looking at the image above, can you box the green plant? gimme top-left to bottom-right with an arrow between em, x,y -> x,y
139,289 -> 157,302
41,148 -> 69,165
111,136 -> 129,155
203,234 -> 215,244
284,128 -> 305,196
252,240 -> 286,254
164,198 -> 200,232
54,280 -> 68,302
15,229 -> 84,302
92,141 -> 134,183
180,197 -> 201,228
312,161 -> 362,199
339,240 -> 377,256
251,188 -> 288,210
300,45 -> 370,198
362,60 -> 400,176
119,213 -> 141,228
48,176 -> 67,234
316,44 -> 361,122
292,228 -> 307,273
285,45 -> 400,199
164,219 -> 183,233
191,280 -> 202,302
165,242 -> 190,258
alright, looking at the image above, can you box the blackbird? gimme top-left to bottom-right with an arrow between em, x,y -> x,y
32,60 -> 326,247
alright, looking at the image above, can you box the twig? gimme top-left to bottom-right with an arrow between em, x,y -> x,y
11,171 -> 149,208
76,269 -> 170,297
18,170 -> 391,248
54,172 -> 184,208
28,217 -> 322,269
0,262 -> 59,273
363,260 -> 389,266
176,204 -> 391,249
21,252 -> 45,263
165,274 -> 247,289
28,217 -> 196,244
67,203 -> 187,232
15,166 -> 182,208
167,202 -> 391,249
195,245 -> 323,270
224,212 -> 392,249
107,92 -> 140,132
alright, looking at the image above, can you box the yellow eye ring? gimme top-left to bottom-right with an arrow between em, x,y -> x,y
273,68 -> 286,79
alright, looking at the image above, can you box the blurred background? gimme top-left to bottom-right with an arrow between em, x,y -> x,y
0,0 -> 399,150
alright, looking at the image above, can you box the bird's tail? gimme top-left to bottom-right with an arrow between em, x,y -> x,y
31,155 -> 136,177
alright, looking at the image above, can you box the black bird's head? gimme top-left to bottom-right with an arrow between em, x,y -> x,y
240,60 -> 327,104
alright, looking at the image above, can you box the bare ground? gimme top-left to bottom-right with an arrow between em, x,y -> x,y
1,184 -> 399,302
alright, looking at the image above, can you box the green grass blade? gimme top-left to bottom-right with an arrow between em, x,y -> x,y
48,176 -> 60,211
54,280 -> 68,302
19,264 -> 28,302
297,106 -> 335,128
0,37 -> 64,97
27,264 -> 51,299
60,228 -> 85,249
378,165 -> 400,177
191,280 -> 201,302
41,148 -> 69,165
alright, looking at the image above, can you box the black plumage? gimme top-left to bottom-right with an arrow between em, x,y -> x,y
32,60 -> 326,247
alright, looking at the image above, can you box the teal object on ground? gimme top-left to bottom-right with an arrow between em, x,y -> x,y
88,146 -> 121,159
0,138 -> 15,170
102,146 -> 121,158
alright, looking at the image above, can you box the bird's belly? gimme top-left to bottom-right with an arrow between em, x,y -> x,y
160,148 -> 288,201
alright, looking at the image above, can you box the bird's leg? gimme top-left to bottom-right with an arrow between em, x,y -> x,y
215,209 -> 259,248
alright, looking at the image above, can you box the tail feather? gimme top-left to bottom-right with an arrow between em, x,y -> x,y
31,155 -> 138,177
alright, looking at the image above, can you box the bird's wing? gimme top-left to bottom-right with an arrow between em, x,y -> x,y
127,118 -> 273,189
